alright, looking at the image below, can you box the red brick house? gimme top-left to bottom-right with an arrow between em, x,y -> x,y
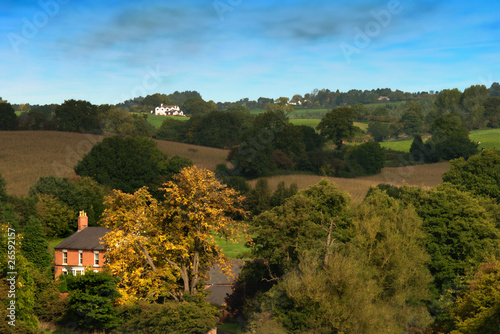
54,211 -> 110,277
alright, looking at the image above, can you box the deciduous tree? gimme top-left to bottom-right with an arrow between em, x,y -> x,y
54,99 -> 99,133
75,136 -> 192,194
102,166 -> 248,303
316,107 -> 358,148
442,149 -> 500,202
0,102 -> 17,130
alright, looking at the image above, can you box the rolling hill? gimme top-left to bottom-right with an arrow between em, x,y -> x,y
0,131 -> 450,199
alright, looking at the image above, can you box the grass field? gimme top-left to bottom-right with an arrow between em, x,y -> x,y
0,131 -> 228,196
380,128 -> 500,152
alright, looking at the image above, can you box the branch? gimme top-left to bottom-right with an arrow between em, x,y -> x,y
135,240 -> 157,272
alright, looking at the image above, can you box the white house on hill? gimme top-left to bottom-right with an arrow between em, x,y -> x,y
151,104 -> 185,116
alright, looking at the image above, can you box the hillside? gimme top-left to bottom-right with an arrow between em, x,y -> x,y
0,131 -> 450,199
0,131 -> 228,196
248,161 -> 450,203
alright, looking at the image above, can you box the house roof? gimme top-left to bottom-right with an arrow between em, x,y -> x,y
206,285 -> 233,305
206,261 -> 245,285
54,227 -> 110,250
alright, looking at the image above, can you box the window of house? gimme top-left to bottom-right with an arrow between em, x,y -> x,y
94,251 -> 99,266
79,250 -> 83,265
72,268 -> 84,276
62,268 -> 68,275
62,250 -> 67,265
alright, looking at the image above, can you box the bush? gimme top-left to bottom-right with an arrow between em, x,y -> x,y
113,298 -> 219,334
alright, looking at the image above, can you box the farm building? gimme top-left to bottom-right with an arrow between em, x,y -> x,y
151,104 -> 185,116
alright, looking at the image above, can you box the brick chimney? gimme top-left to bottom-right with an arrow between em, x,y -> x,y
78,211 -> 88,231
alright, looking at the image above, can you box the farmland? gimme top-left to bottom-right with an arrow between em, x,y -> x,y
2,128 -> 496,199
0,131 -> 228,196
248,161 -> 450,203
0,131 -> 452,203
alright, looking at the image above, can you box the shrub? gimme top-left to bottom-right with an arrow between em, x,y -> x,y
113,298 -> 219,334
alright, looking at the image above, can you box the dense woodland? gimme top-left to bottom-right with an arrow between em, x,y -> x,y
0,84 -> 500,333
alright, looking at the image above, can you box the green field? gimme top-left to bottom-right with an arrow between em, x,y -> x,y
363,101 -> 404,108
380,128 -> 500,152
213,232 -> 250,260
470,129 -> 500,149
290,119 -> 321,128
250,108 -> 328,117
144,114 -> 189,128
380,140 -> 413,152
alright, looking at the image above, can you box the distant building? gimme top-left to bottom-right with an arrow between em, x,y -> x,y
54,211 -> 110,277
378,96 -> 390,101
151,104 -> 185,116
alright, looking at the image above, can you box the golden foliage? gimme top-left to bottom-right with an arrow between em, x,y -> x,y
102,165 -> 248,304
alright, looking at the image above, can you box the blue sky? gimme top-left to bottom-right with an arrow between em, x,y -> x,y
1,0 -> 499,105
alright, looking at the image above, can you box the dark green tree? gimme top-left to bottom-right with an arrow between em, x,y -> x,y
20,216 -> 51,269
409,134 -> 428,163
29,176 -> 105,226
64,270 -> 121,332
246,178 -> 272,216
368,120 -> 391,141
154,117 -> 190,142
316,107 -> 357,148
295,125 -> 325,152
483,96 -> 500,128
270,181 -> 298,207
0,102 -> 17,130
429,113 -> 478,161
140,93 -> 172,107
345,141 -> 386,176
433,88 -> 463,115
74,136 -> 192,194
227,106 -> 294,177
460,85 -> 489,129
401,101 -> 424,135
442,149 -> 500,202
55,99 -> 100,133
489,82 -> 500,97
190,109 -> 252,148
399,183 -> 500,291
182,97 -> 217,115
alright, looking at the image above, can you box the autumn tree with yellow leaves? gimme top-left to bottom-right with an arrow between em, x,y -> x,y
102,165 -> 248,304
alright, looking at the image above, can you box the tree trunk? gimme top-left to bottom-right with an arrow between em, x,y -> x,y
190,251 -> 200,295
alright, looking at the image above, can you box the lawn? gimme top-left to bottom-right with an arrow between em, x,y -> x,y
142,113 -> 189,129
470,128 -> 500,149
49,238 -> 65,252
380,139 -> 413,152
